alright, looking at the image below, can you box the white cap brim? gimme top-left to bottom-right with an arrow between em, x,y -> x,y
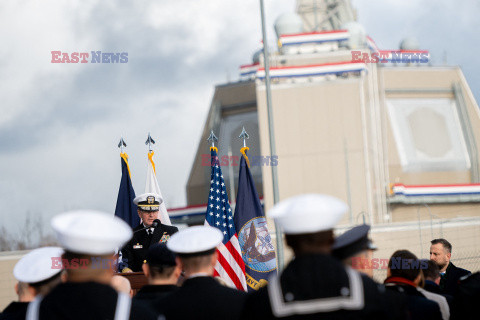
133,193 -> 163,206
51,211 -> 133,255
268,194 -> 348,234
14,246 -> 64,283
167,225 -> 223,254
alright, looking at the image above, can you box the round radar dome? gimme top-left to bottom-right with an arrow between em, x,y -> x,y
400,37 -> 420,50
342,21 -> 366,49
274,12 -> 303,38
252,49 -> 263,64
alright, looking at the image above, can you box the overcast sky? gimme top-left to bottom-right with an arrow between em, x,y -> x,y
0,0 -> 478,237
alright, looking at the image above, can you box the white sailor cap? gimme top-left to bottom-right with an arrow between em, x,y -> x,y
51,210 -> 133,255
13,246 -> 64,284
268,194 -> 348,234
133,193 -> 163,212
167,226 -> 223,255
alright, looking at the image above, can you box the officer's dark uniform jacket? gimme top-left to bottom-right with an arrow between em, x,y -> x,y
241,254 -> 407,320
25,282 -> 156,320
0,301 -> 28,320
156,276 -> 247,320
121,223 -> 178,272
439,261 -> 470,295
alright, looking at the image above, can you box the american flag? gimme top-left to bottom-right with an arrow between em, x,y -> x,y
205,148 -> 247,291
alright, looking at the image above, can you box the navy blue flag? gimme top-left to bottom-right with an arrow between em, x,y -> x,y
114,153 -> 139,228
234,151 -> 276,291
205,148 -> 247,291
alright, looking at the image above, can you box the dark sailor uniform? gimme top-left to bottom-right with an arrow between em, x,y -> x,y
156,276 -> 247,320
133,284 -> 177,303
0,302 -> 29,320
26,282 -> 156,320
121,223 -> 178,272
241,254 -> 407,320
26,211 -> 156,320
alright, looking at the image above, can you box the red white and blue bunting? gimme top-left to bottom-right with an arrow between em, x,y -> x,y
256,61 -> 366,79
278,30 -> 349,46
391,183 -> 480,197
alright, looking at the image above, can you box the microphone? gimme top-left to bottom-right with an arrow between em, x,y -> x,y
133,219 -> 161,234
152,219 -> 161,228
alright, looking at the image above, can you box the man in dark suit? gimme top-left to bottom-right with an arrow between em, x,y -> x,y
430,238 -> 471,295
121,193 -> 178,272
156,226 -> 247,320
241,194 -> 407,320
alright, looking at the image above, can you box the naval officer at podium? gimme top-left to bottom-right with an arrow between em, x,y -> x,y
121,193 -> 178,273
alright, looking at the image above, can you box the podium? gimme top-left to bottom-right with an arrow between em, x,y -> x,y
116,272 -> 148,296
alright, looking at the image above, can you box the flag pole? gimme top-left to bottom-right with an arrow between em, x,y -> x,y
145,132 -> 155,152
227,145 -> 236,213
205,129 -> 248,291
235,126 -> 278,289
118,137 -> 127,154
207,130 -> 218,149
239,126 -> 249,148
116,137 -> 125,270
144,133 -> 172,225
259,0 -> 284,271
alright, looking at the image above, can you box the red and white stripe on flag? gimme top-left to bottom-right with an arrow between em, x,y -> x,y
206,221 -> 247,291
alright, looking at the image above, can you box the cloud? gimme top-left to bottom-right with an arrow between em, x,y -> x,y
0,0 -> 478,234
0,0 -> 298,231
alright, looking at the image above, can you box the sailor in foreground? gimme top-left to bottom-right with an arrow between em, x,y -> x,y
133,243 -> 181,303
121,193 -> 178,272
332,224 -> 378,278
155,226 -> 247,320
241,194 -> 406,320
26,210 -> 157,320
0,247 -> 64,320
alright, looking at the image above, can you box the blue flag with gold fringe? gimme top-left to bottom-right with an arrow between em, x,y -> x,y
114,153 -> 139,228
234,149 -> 277,291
